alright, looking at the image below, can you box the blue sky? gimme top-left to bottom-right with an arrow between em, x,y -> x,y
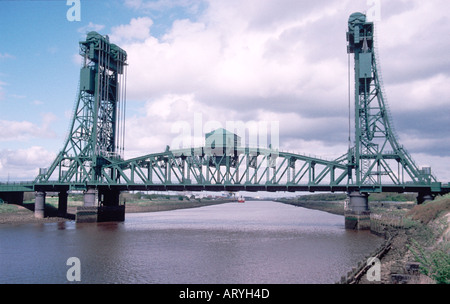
1,0 -> 450,182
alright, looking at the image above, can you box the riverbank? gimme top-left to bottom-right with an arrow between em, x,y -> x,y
275,198 -> 346,216
0,198 -> 234,225
277,195 -> 450,284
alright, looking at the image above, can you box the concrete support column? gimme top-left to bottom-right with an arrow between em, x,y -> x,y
34,191 -> 46,219
348,191 -> 369,212
76,188 -> 98,223
83,188 -> 96,207
345,192 -> 370,230
58,191 -> 68,217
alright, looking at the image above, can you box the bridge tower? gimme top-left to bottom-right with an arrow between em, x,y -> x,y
345,13 -> 436,228
34,32 -> 127,220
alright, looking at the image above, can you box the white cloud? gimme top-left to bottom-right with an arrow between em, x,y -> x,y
124,93 -> 238,157
0,53 -> 15,60
119,7 -> 349,110
109,17 -> 154,45
77,22 -> 105,34
72,53 -> 83,67
0,146 -> 56,181
115,0 -> 355,164
0,113 -> 57,142
387,73 -> 450,112
125,0 -> 205,15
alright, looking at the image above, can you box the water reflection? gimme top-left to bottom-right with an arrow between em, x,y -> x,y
0,201 -> 383,284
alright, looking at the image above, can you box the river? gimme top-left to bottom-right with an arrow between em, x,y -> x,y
0,200 -> 383,284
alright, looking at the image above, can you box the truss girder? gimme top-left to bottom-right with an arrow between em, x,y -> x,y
99,148 -> 348,188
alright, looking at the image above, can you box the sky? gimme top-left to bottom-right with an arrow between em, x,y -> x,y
0,0 -> 449,182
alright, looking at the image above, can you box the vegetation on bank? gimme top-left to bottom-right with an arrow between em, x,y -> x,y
276,192 -> 418,216
0,202 -> 23,213
404,196 -> 450,284
278,193 -> 450,284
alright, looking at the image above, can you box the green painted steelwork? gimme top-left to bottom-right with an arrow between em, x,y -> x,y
98,146 -> 348,188
35,32 -> 127,185
346,12 -> 436,187
1,15 -> 448,197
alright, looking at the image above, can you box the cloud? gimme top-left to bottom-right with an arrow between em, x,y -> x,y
120,7 -> 350,111
124,93 -> 233,157
376,0 -> 450,85
124,0 -> 205,15
77,22 -> 105,34
0,53 -> 15,60
115,0 -> 356,161
0,113 -> 57,142
0,146 -> 56,181
109,17 -> 154,44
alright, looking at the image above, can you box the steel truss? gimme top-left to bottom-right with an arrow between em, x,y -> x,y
35,32 -> 127,184
98,147 -> 348,188
346,13 -> 436,187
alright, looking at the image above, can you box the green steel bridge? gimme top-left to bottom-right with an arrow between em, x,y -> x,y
1,13 -> 449,225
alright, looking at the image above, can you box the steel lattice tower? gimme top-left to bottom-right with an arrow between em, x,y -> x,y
346,13 -> 436,188
36,32 -> 127,184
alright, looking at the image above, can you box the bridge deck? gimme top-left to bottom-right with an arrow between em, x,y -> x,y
1,181 -> 446,195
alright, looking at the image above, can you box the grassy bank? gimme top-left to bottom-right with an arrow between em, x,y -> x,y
276,198 -> 346,216
276,192 -> 417,217
278,193 -> 450,284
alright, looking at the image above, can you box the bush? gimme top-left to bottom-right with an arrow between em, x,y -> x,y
408,240 -> 450,284
407,197 -> 450,224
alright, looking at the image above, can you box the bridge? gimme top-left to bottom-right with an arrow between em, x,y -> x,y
1,13 -> 449,228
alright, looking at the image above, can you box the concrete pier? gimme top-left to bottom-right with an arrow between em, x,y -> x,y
34,191 -> 46,219
345,192 -> 370,230
76,188 -> 98,223
58,190 -> 68,217
83,188 -> 97,207
76,188 -> 125,222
